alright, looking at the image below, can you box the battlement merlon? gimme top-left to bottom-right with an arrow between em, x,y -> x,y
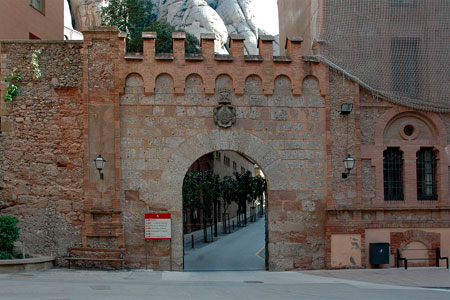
285,36 -> 303,61
83,27 -> 303,62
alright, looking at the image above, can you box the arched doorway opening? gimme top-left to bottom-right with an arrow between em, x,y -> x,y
182,151 -> 268,271
158,130 -> 289,271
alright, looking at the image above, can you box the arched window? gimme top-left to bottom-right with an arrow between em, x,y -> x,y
384,147 -> 404,201
417,148 -> 438,200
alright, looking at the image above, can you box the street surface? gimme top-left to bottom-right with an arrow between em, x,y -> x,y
0,268 -> 448,300
184,217 -> 265,271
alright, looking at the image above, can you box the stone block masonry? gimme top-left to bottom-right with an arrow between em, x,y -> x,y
1,27 -> 449,271
0,41 -> 84,264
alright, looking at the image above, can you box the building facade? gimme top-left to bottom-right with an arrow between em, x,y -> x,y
0,0 -> 64,40
0,25 -> 448,270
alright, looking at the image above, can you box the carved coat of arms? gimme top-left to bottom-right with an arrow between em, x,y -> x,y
214,88 -> 236,128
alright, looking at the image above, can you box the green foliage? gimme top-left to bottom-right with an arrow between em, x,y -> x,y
208,2 -> 217,10
3,69 -> 21,102
183,171 -> 221,211
0,216 -> 20,257
31,49 -> 42,81
144,20 -> 201,54
250,175 -> 266,205
183,169 -> 266,213
101,0 -> 200,53
0,251 -> 13,260
219,176 -> 239,213
101,0 -> 155,52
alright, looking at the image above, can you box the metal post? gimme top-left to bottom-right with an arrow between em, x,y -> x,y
145,240 -> 148,270
210,223 -> 213,242
192,234 -> 194,248
396,249 -> 400,268
436,248 -> 440,267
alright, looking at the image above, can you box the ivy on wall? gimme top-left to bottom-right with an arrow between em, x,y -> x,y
3,69 -> 21,102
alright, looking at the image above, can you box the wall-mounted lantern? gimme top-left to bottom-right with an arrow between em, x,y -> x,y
94,155 -> 106,180
342,154 -> 355,179
340,103 -> 353,115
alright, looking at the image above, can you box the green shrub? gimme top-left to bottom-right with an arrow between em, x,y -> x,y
0,251 -> 13,260
0,216 -> 20,258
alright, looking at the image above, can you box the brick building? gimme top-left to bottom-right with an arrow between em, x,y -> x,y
0,0 -> 64,40
0,22 -> 448,270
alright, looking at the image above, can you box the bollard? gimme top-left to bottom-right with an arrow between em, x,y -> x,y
192,234 -> 194,248
210,224 -> 213,242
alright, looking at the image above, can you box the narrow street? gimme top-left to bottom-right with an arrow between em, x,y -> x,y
184,217 -> 266,271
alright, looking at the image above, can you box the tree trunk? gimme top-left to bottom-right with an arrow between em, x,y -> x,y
213,201 -> 218,237
202,208 -> 207,243
243,200 -> 247,225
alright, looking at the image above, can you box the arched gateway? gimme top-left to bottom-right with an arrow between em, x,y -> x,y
160,130 -> 288,270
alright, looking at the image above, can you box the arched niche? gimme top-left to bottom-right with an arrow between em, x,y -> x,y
302,75 -> 320,96
155,73 -> 174,94
185,73 -> 204,94
215,74 -> 233,90
245,75 -> 263,94
121,73 -> 144,105
155,73 -> 174,104
274,75 -> 292,95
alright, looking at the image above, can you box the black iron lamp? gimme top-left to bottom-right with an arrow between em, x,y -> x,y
340,103 -> 353,115
94,155 -> 106,180
342,154 -> 355,179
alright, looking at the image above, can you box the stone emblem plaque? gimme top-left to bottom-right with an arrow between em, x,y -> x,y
214,104 -> 236,128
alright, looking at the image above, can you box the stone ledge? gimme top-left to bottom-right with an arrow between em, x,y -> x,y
0,256 -> 55,273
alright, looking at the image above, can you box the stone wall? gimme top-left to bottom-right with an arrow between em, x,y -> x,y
1,28 -> 449,271
0,41 -> 84,263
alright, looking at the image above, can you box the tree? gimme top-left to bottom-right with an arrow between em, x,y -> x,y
0,216 -> 19,259
233,171 -> 254,225
250,175 -> 266,206
218,176 -> 239,233
144,20 -> 201,54
101,0 -> 200,53
183,171 -> 220,241
219,176 -> 238,214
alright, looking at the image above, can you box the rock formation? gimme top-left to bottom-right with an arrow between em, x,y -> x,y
67,0 -> 279,54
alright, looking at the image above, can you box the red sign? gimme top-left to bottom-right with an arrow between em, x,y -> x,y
145,213 -> 171,240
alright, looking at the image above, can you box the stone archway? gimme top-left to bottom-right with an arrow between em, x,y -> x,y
159,129 -> 288,270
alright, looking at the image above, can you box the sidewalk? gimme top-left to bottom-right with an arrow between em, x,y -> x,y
301,267 -> 450,289
0,267 -> 448,300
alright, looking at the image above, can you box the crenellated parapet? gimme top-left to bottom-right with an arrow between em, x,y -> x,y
84,28 -> 330,98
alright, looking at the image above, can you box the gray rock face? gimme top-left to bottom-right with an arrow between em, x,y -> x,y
68,0 -> 279,54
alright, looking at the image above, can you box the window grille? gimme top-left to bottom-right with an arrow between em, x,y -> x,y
417,148 -> 438,200
384,148 -> 404,201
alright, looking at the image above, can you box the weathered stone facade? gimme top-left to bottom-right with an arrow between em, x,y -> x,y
1,27 -> 449,271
